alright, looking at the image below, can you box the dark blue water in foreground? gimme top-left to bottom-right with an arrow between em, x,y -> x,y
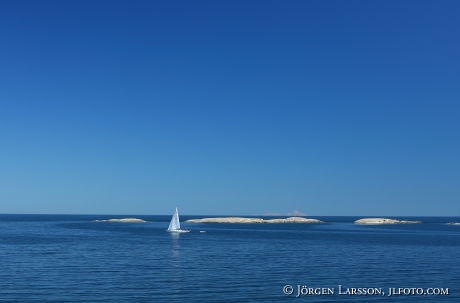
1,215 -> 459,302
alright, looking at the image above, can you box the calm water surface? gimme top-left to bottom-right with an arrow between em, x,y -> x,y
0,215 -> 459,302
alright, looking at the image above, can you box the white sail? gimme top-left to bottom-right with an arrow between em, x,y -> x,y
167,207 -> 190,233
168,207 -> 181,231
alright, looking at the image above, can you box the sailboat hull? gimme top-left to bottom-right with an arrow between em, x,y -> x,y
167,229 -> 190,233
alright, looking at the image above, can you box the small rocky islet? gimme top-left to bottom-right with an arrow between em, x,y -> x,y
185,217 -> 324,224
94,218 -> 147,223
353,218 -> 422,225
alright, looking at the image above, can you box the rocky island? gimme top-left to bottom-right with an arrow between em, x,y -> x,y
186,216 -> 324,224
94,218 -> 147,223
354,218 -> 422,225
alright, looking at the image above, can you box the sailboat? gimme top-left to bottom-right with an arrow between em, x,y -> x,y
167,207 -> 190,233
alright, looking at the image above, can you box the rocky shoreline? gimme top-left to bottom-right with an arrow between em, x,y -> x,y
185,216 -> 324,224
354,218 -> 422,225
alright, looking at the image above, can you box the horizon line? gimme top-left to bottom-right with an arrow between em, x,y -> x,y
1,212 -> 459,218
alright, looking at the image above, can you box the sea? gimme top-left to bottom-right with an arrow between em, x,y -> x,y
0,215 -> 459,302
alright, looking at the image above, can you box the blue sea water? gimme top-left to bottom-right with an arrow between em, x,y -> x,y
0,215 -> 459,302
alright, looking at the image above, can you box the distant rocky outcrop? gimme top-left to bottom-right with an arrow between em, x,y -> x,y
186,217 -> 323,224
264,217 -> 323,223
354,218 -> 422,225
94,218 -> 147,223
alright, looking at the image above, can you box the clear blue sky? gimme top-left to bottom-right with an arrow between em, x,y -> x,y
0,0 -> 459,216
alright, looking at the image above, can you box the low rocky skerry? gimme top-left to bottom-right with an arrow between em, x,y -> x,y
186,216 -> 324,224
94,218 -> 147,223
354,218 -> 422,225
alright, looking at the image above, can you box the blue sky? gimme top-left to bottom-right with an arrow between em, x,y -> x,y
0,0 -> 459,215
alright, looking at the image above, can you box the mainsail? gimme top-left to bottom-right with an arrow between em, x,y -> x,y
168,207 -> 181,231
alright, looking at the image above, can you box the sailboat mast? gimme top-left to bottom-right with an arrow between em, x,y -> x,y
175,207 -> 180,229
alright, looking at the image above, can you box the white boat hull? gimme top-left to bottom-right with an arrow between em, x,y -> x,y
167,229 -> 190,233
